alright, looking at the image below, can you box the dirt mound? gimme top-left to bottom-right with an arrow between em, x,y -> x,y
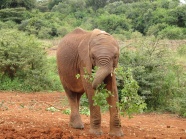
0,92 -> 186,139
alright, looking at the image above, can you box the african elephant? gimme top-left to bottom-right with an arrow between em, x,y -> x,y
56,28 -> 123,136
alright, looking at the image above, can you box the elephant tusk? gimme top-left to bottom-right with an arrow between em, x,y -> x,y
111,68 -> 116,77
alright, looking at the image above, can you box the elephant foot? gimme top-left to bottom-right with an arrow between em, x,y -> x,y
109,128 -> 124,137
70,122 -> 84,129
70,114 -> 84,129
89,128 -> 103,135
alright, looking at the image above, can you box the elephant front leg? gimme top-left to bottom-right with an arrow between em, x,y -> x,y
106,76 -> 124,136
108,98 -> 124,137
80,68 -> 102,135
88,93 -> 103,135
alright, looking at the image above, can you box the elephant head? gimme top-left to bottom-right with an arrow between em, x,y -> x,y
78,29 -> 119,89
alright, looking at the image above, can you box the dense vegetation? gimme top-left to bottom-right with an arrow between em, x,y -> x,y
0,0 -> 186,116
0,29 -> 62,91
0,0 -> 186,39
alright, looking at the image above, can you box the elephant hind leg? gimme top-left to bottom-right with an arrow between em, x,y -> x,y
64,87 -> 84,129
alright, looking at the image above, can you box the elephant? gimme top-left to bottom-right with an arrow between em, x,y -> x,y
56,28 -> 123,136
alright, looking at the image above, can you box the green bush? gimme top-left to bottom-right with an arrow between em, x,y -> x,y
51,2 -> 71,14
112,34 -> 127,41
51,0 -> 86,13
18,11 -> 75,39
79,16 -> 95,30
116,66 -> 146,117
0,75 -> 26,91
0,29 -> 62,91
147,23 -> 168,37
0,29 -> 44,78
18,16 -> 47,36
77,66 -> 146,117
170,96 -> 186,117
104,1 -> 125,14
46,57 -> 63,91
95,14 -> 131,34
18,11 -> 65,39
119,36 -> 186,116
57,27 -> 70,37
167,4 -> 186,27
0,7 -> 30,23
1,0 -> 186,40
37,27 -> 52,39
0,21 -> 17,29
158,26 -> 186,39
119,36 -> 175,109
166,65 -> 186,117
0,0 -> 36,10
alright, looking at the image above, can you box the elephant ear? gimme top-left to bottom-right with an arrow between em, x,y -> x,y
78,29 -> 102,74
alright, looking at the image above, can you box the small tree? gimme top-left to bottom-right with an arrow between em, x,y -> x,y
0,29 -> 46,79
119,36 -> 176,109
0,29 -> 61,91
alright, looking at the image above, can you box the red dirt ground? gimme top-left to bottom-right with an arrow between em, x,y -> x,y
0,92 -> 186,139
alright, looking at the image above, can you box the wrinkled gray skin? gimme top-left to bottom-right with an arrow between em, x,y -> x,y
56,28 -> 123,136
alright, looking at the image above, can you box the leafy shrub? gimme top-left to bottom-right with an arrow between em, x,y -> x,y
119,36 -> 172,109
80,94 -> 89,107
147,23 -> 168,37
0,29 -> 62,91
112,34 -> 127,41
0,29 -> 44,78
167,4 -> 186,27
0,0 -> 36,10
119,36 -> 186,115
48,0 -> 62,10
0,7 -> 30,23
130,31 -> 143,39
18,12 -> 64,39
79,106 -> 90,115
86,0 -> 107,11
51,0 -> 86,14
57,27 -> 69,37
0,21 -> 17,29
166,65 -> 186,117
37,27 -> 52,39
46,57 -> 63,91
158,26 -> 186,39
18,16 -> 47,36
77,66 -> 146,117
104,1 -> 125,14
51,2 -> 71,14
0,75 -> 26,91
79,17 -> 95,30
95,14 -> 131,34
116,66 -> 146,117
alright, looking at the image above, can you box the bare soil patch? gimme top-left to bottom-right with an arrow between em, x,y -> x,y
0,92 -> 186,139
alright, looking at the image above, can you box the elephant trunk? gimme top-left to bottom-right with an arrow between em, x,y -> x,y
92,67 -> 112,89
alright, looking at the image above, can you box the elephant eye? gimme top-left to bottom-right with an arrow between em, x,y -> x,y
92,55 -> 95,60
114,55 -> 117,59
